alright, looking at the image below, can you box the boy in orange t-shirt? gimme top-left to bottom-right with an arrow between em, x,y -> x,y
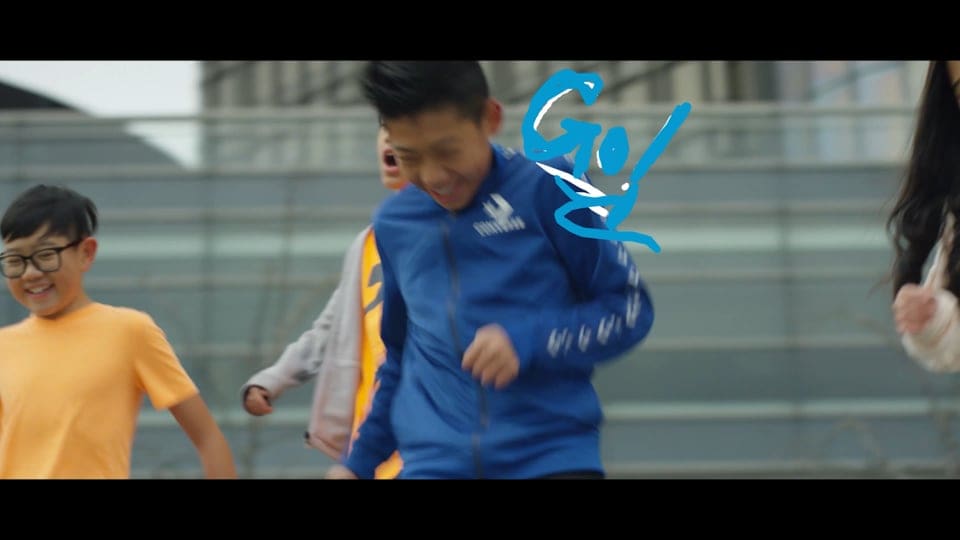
0,184 -> 237,479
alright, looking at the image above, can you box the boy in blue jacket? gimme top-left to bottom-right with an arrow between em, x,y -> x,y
328,61 -> 654,479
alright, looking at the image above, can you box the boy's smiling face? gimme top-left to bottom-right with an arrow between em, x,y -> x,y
384,99 -> 502,211
2,224 -> 97,319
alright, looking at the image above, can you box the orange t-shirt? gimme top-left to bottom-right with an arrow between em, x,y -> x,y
0,302 -> 199,478
355,230 -> 403,479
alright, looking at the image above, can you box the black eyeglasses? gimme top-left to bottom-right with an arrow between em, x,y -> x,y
0,239 -> 82,278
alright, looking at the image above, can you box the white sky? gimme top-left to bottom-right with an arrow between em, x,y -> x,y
0,61 -> 199,115
0,61 -> 200,166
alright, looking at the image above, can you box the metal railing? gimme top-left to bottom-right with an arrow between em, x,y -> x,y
0,103 -> 919,172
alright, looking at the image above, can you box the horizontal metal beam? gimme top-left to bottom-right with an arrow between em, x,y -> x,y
136,397 -> 960,429
602,459 -> 960,478
36,223 -> 890,261
602,398 -> 960,422
70,267 -> 889,292
159,335 -> 897,362
0,103 -> 920,124
128,459 -> 960,479
0,159 -> 905,180
60,199 -> 895,224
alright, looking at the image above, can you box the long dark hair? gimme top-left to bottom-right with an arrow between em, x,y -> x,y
888,61 -> 960,299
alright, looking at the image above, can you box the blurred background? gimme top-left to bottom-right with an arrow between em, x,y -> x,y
1,60 -> 954,479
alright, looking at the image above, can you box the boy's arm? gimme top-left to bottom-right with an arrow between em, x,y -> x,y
169,394 -> 238,479
135,312 -> 237,478
501,172 -> 655,375
342,231 -> 404,479
240,284 -> 342,401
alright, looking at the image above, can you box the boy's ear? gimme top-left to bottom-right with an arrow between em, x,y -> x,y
483,98 -> 503,138
78,236 -> 98,271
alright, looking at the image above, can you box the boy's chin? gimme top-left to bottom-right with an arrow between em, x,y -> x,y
27,299 -> 67,318
30,307 -> 63,318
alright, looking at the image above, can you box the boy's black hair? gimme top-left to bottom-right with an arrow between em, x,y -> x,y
360,61 -> 490,123
1,184 -> 99,242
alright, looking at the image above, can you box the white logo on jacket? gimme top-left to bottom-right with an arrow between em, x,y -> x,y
597,315 -> 616,345
547,328 -> 573,358
578,325 -> 592,352
474,193 -> 526,237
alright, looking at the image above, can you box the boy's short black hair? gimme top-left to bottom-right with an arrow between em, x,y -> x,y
360,61 -> 490,123
1,184 -> 99,242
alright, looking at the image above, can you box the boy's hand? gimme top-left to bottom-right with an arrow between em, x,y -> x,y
894,284 -> 938,335
325,464 -> 359,480
462,324 -> 520,389
243,386 -> 274,416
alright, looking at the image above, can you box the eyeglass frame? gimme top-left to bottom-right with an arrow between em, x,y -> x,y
0,239 -> 83,278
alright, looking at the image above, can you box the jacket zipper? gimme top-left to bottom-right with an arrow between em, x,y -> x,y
441,217 -> 488,479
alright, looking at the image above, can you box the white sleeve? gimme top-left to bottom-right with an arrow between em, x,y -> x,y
240,284 -> 342,400
900,217 -> 960,373
902,288 -> 960,373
